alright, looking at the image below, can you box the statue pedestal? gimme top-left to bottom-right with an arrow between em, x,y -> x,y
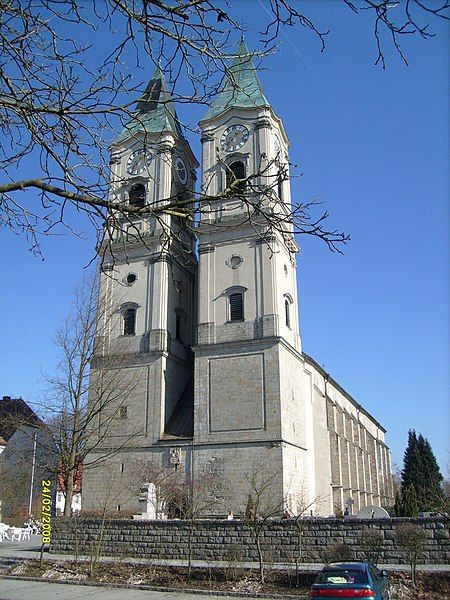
133,482 -> 157,520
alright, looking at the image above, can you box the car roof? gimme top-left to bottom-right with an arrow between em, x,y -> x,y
324,562 -> 369,571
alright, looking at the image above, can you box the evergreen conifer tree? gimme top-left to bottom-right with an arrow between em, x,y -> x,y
395,491 -> 405,517
400,429 -> 443,513
417,434 -> 444,510
402,484 -> 419,517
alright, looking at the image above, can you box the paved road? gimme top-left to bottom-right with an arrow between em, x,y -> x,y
0,537 -> 41,559
0,579 -> 251,599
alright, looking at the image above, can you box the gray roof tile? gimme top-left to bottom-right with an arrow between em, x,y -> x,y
203,39 -> 270,121
114,67 -> 185,144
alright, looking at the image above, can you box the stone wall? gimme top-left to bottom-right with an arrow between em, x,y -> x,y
52,517 -> 449,565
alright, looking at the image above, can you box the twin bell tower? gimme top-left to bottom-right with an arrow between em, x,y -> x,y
83,41 -> 393,517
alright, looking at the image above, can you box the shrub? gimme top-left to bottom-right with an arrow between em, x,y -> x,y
359,528 -> 384,566
324,542 -> 353,563
395,523 -> 427,587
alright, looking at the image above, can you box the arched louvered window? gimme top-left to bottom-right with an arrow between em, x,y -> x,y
123,308 -> 136,335
285,298 -> 291,328
229,292 -> 244,321
174,309 -> 187,342
129,183 -> 146,208
277,171 -> 283,200
226,161 -> 246,191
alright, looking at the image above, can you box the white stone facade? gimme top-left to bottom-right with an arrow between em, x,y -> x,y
82,53 -> 393,516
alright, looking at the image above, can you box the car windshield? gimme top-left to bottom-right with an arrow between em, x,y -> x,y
317,570 -> 369,585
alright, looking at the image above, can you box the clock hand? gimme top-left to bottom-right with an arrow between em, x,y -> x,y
227,131 -> 240,148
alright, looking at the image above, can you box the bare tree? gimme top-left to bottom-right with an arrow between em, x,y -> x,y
42,270 -> 140,516
185,465 -> 226,578
290,489 -> 329,587
86,472 -> 129,579
342,0 -> 449,69
241,465 -> 285,584
423,477 -> 450,521
395,522 -> 427,588
1,1 -> 447,259
359,527 -> 385,566
323,542 -> 353,564
136,456 -> 228,578
438,468 -> 450,520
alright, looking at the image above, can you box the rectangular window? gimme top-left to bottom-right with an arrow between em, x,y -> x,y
129,184 -> 146,208
317,570 -> 368,585
229,292 -> 244,321
123,308 -> 136,335
285,299 -> 291,328
226,161 -> 246,192
119,405 -> 128,419
277,173 -> 283,200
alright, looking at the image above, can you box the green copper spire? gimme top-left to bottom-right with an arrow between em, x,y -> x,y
114,67 -> 184,144
203,38 -> 270,121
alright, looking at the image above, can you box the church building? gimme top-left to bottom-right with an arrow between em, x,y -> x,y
83,41 -> 393,516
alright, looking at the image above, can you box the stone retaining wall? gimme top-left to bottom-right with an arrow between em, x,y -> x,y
52,517 -> 449,565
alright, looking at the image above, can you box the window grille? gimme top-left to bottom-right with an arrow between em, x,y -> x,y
123,308 -> 136,335
229,292 -> 244,321
129,183 -> 145,208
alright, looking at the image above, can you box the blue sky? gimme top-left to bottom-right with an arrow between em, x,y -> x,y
1,2 -> 448,474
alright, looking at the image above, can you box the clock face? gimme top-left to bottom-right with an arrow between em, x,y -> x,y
175,157 -> 188,184
126,149 -> 153,175
220,124 -> 249,152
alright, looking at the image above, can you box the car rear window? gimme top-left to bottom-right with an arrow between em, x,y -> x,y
317,570 -> 369,584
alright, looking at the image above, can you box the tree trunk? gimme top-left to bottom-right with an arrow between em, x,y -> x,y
187,520 -> 194,579
411,552 -> 417,588
255,533 -> 265,584
89,510 -> 107,579
296,523 -> 303,587
74,512 -> 79,570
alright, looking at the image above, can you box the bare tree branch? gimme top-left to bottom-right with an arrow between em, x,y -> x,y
38,270 -> 142,516
1,1 -> 447,259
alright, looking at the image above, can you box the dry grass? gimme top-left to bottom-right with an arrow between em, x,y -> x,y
7,560 -> 449,599
390,571 -> 450,599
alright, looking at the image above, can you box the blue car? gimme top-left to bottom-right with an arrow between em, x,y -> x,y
309,561 -> 390,599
